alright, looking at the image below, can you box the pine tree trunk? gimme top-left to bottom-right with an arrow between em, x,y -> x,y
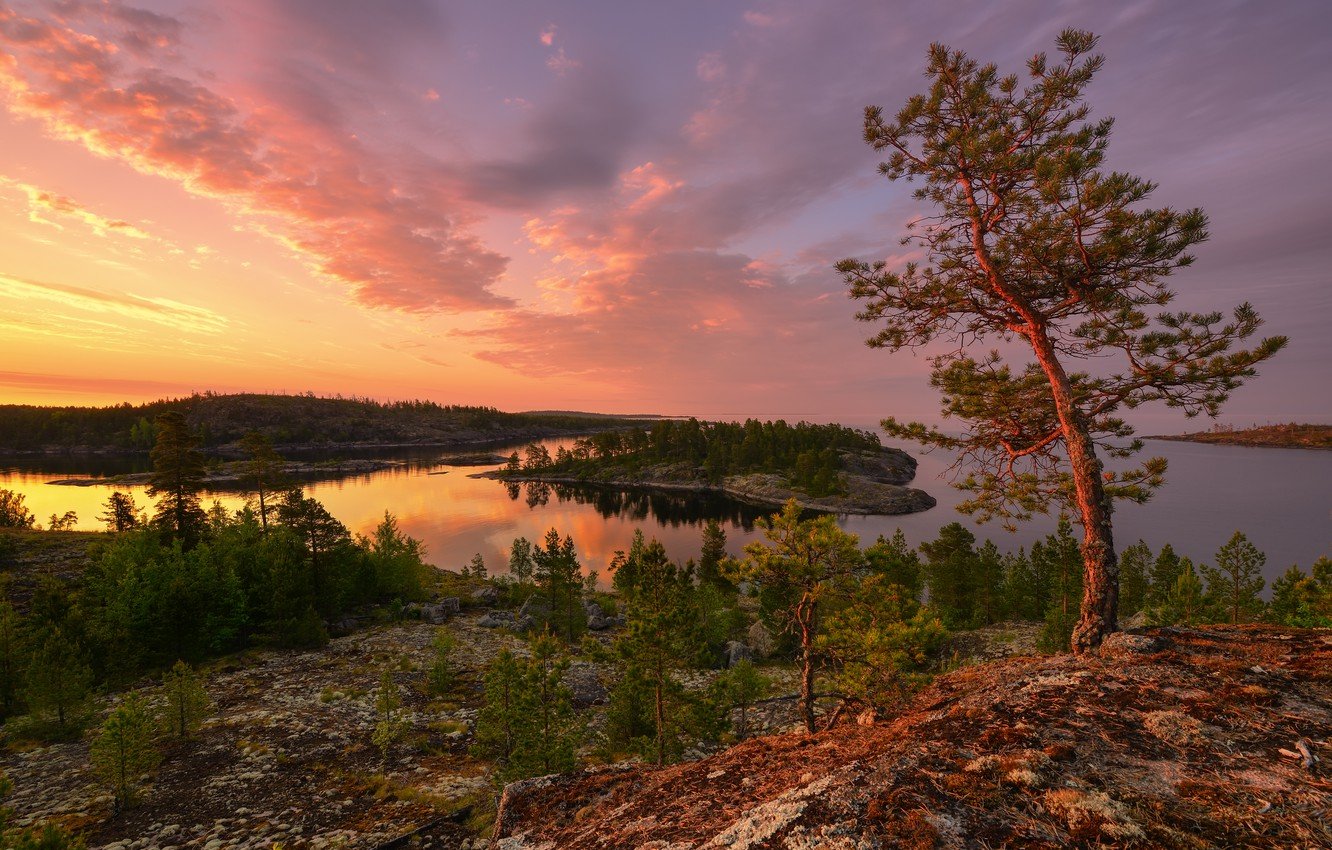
1029,330 -> 1118,654
654,668 -> 666,766
798,598 -> 816,733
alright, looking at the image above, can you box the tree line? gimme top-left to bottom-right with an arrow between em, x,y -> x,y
505,418 -> 885,496
0,391 -> 642,453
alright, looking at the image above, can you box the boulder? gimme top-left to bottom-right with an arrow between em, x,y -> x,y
421,603 -> 451,624
746,621 -> 774,658
478,611 -> 510,629
472,586 -> 499,606
587,613 -> 613,631
439,596 -> 462,615
563,662 -> 608,707
725,641 -> 756,668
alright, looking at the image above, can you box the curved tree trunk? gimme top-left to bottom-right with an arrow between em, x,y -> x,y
1029,329 -> 1119,653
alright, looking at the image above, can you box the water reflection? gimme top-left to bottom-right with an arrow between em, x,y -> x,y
521,482 -> 772,530
1,435 -> 1327,586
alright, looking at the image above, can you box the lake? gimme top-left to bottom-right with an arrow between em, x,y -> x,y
2,435 -> 1328,586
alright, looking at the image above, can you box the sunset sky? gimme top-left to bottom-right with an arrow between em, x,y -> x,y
2,0 -> 1328,425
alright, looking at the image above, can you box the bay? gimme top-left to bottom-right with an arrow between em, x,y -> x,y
2,435 -> 1327,586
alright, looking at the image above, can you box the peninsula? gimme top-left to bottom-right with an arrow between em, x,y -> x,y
476,418 -> 936,515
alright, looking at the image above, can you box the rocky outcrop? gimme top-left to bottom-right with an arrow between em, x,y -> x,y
492,626 -> 1331,849
0,618 -> 526,849
475,447 -> 936,516
718,471 -> 934,515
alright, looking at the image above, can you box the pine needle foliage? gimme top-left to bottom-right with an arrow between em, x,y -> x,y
90,692 -> 159,811
839,29 -> 1285,652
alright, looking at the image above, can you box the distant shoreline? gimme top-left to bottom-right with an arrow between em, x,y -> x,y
1144,423 -> 1331,451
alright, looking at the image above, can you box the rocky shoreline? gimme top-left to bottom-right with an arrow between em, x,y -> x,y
472,449 -> 937,516
43,454 -> 513,489
44,458 -> 409,489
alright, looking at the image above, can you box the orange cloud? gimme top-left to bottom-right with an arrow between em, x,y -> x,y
0,3 -> 510,313
459,162 -> 877,408
0,370 -> 227,399
0,272 -> 228,335
1,176 -> 152,239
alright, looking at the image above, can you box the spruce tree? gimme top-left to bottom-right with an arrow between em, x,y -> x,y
1117,541 -> 1153,618
1034,517 -> 1084,651
533,529 -> 583,642
364,512 -> 427,601
1267,561 -> 1331,628
471,648 -> 529,768
372,668 -> 409,762
919,523 -> 979,628
147,411 -> 208,547
425,629 -> 456,696
1147,544 -> 1185,609
23,628 -> 92,735
696,519 -> 731,590
1149,560 -> 1213,627
276,490 -> 352,616
90,692 -> 159,812
160,660 -> 211,739
1202,531 -> 1266,624
840,29 -> 1285,652
863,530 -> 923,602
1000,548 -> 1041,620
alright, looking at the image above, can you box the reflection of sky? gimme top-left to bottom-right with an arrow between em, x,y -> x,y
3,436 -> 1328,587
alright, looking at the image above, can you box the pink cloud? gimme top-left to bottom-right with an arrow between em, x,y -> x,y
458,163 -> 891,409
546,47 -> 580,75
0,2 -> 510,312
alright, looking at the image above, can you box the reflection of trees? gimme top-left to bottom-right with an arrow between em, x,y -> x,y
505,483 -> 521,501
517,482 -> 765,531
524,482 -> 551,508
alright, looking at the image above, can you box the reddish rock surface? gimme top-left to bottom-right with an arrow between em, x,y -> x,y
493,626 -> 1331,849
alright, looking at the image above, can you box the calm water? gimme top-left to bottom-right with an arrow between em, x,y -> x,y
2,436 -> 1328,585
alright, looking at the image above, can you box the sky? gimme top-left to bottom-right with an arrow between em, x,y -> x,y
1,0 -> 1329,426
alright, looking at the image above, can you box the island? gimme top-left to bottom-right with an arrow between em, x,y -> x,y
473,418 -> 936,515
1147,422 -> 1331,450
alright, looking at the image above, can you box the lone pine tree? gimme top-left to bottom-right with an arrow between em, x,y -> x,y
838,29 -> 1285,652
